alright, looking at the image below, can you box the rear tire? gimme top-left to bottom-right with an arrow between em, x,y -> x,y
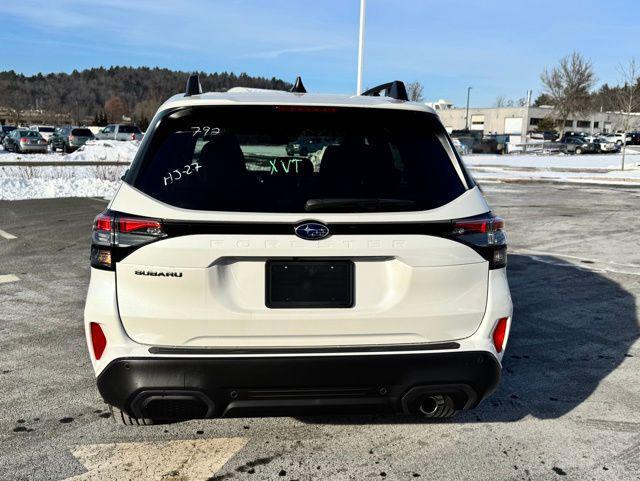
108,404 -> 156,426
575,147 -> 583,155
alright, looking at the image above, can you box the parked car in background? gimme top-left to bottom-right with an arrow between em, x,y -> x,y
94,124 -> 143,141
285,136 -> 329,156
29,125 -> 56,141
0,125 -> 17,145
561,136 -> 596,154
592,137 -> 619,153
2,129 -> 48,153
472,134 -> 509,154
602,132 -> 631,145
49,126 -> 95,153
627,132 -> 640,145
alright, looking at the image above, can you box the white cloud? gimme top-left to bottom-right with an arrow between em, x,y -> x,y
243,44 -> 349,60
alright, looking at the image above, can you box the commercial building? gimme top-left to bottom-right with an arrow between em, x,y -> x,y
431,102 -> 635,141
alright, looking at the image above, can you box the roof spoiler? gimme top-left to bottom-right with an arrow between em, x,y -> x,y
362,80 -> 408,101
185,74 -> 203,97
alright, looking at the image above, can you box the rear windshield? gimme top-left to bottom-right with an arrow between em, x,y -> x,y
72,128 -> 93,136
119,125 -> 141,134
2,126 -> 16,133
38,126 -> 55,133
129,106 -> 467,213
18,130 -> 38,137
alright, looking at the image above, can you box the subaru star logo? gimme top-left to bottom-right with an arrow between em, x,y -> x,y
294,222 -> 330,240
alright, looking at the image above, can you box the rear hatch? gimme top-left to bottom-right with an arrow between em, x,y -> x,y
70,128 -> 94,146
108,105 -> 493,348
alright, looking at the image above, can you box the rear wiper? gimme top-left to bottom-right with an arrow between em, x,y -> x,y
304,198 -> 416,212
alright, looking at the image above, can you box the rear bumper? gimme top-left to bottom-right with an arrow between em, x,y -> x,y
97,351 -> 501,420
18,144 -> 47,152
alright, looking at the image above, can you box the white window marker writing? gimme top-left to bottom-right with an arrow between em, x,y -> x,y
0,229 -> 17,240
163,162 -> 203,186
0,275 -> 20,284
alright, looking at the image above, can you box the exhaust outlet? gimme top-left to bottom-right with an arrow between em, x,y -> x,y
418,395 -> 442,417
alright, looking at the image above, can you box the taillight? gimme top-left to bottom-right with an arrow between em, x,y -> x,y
19,137 -> 28,142
90,322 -> 107,360
492,317 -> 509,353
130,133 -> 136,140
450,213 -> 507,269
90,211 -> 165,270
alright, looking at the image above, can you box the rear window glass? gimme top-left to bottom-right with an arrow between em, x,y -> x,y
3,126 -> 16,133
129,106 -> 467,213
38,127 -> 55,133
72,128 -> 93,136
18,130 -> 38,137
119,125 -> 141,133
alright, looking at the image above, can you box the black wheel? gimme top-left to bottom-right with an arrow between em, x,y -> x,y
63,143 -> 69,154
108,405 -> 156,426
49,143 -> 56,152
575,147 -> 583,155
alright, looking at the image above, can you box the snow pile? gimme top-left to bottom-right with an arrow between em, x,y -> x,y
66,140 -> 139,163
0,141 -> 137,200
0,164 -> 127,200
463,152 -> 640,171
464,152 -> 640,186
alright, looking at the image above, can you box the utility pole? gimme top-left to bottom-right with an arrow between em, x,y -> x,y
356,0 -> 366,95
465,86 -> 472,130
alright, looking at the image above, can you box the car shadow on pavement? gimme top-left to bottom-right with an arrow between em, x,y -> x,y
296,254 -> 639,424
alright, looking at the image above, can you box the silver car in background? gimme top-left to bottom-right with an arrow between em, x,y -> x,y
95,124 -> 143,141
29,125 -> 56,141
2,129 -> 48,153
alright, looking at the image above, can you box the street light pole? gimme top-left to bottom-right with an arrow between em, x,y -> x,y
356,0 -> 366,95
465,86 -> 472,130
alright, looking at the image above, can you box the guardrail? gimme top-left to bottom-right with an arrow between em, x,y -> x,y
508,141 -> 565,154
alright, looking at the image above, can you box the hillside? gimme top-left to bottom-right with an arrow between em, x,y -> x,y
0,67 -> 292,127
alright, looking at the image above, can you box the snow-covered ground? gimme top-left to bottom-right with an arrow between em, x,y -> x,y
0,141 -> 135,200
463,151 -> 640,171
1,143 -> 640,201
464,150 -> 640,186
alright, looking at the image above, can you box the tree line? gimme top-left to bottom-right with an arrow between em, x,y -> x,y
0,67 -> 292,129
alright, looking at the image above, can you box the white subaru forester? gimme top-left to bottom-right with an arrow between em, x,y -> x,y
84,76 -> 512,424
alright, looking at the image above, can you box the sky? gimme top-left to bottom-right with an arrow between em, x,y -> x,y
0,0 -> 637,107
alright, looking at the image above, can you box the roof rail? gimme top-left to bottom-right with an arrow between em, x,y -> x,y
361,80 -> 408,101
290,76 -> 307,93
185,74 -> 203,97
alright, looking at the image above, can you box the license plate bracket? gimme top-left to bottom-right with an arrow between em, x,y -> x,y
266,259 -> 354,308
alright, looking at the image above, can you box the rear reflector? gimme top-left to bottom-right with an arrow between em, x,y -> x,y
90,322 -> 107,360
492,317 -> 509,353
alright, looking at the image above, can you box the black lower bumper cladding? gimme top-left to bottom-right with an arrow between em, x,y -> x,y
97,350 -> 500,420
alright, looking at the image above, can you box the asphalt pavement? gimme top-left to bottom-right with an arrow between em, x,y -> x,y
1,183 -> 639,481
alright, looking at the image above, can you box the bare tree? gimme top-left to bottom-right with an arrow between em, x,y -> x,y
616,59 -> 640,171
104,96 -> 129,123
540,52 -> 596,139
494,96 -> 508,108
406,81 -> 425,102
